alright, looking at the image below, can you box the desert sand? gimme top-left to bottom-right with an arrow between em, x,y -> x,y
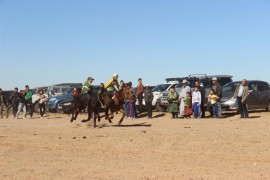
1,111 -> 270,180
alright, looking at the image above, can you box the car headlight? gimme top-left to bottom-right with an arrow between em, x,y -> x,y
64,102 -> 72,106
50,98 -> 56,101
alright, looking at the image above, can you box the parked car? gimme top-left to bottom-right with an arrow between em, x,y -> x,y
46,83 -> 83,112
221,80 -> 270,111
159,74 -> 233,111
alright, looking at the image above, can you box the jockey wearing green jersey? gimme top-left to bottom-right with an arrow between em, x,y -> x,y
83,77 -> 94,94
83,77 -> 94,101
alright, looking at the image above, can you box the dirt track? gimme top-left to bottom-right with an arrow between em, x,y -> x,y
1,111 -> 270,180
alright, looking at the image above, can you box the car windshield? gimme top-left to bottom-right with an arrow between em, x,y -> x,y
175,80 -> 197,88
222,82 -> 239,93
152,84 -> 171,92
48,86 -> 71,96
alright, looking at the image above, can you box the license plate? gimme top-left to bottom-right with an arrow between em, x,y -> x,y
58,106 -> 62,109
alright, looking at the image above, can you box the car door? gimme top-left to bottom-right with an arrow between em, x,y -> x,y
246,81 -> 258,109
256,82 -> 270,109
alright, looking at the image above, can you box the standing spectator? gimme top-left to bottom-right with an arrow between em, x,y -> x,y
211,77 -> 222,117
192,86 -> 201,119
25,85 -> 33,118
167,87 -> 179,119
179,79 -> 191,118
128,90 -> 136,119
15,90 -> 27,119
207,89 -> 219,118
136,78 -> 144,114
0,88 -> 7,119
38,90 -> 47,119
123,82 -> 132,117
195,81 -> 206,118
144,84 -> 154,119
184,92 -> 193,118
233,79 -> 249,118
10,87 -> 20,118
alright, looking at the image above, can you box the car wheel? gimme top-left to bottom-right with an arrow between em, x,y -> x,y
155,102 -> 166,112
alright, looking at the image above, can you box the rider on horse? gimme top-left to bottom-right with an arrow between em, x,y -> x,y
105,73 -> 120,93
82,77 -> 94,101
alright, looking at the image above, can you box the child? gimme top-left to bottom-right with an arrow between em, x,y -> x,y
38,90 -> 47,119
184,92 -> 193,118
192,86 -> 201,119
167,87 -> 179,119
99,83 -> 105,94
208,89 -> 219,118
72,87 -> 79,110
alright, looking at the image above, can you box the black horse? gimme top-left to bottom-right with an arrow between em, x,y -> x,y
70,92 -> 103,128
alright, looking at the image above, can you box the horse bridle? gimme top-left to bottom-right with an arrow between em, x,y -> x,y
97,93 -> 110,109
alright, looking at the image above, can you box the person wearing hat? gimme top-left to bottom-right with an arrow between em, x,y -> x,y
167,86 -> 180,119
144,84 -> 154,118
83,77 -> 94,94
82,77 -> 94,102
25,85 -> 34,118
105,73 -> 120,92
211,77 -> 222,117
179,79 -> 191,118
136,78 -> 144,114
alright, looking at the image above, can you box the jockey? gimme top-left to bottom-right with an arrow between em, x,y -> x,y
82,77 -> 94,101
105,73 -> 120,92
83,77 -> 94,94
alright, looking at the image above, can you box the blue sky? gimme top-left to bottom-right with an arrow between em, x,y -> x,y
0,0 -> 269,90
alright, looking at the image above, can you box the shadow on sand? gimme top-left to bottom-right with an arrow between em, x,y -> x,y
112,122 -> 152,127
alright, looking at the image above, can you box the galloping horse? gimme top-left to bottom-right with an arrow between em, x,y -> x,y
70,92 -> 102,128
105,89 -> 126,125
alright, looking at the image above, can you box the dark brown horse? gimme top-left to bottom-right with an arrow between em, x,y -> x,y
105,89 -> 126,125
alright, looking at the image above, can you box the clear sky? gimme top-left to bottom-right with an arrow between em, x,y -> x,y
0,0 -> 269,90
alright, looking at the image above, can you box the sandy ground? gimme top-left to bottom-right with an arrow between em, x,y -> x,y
0,111 -> 270,180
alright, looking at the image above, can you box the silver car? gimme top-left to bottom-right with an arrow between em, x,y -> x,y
221,81 -> 270,111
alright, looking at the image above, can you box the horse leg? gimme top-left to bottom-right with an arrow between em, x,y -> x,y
70,108 -> 75,123
105,106 -> 109,120
97,110 -> 101,122
93,111 -> 97,128
118,108 -> 125,125
86,106 -> 91,121
108,109 -> 114,123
